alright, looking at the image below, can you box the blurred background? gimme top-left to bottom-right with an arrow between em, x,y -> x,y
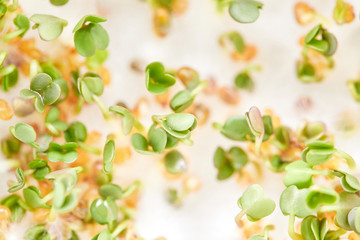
1,0 -> 360,239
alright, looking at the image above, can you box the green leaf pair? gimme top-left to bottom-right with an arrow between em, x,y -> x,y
296,121 -> 328,144
214,114 -> 273,142
73,15 -> 109,57
46,168 -> 80,213
237,184 -> 275,221
170,80 -> 207,113
103,139 -> 115,174
8,168 -> 25,193
0,194 -> 26,222
91,197 -> 118,225
228,0 -> 263,23
30,14 -> 67,41
131,124 -> 168,155
301,216 -> 334,240
23,186 -> 50,209
248,225 -> 274,240
45,107 -> 67,136
219,31 -> 245,54
0,50 -> 18,92
3,14 -> 30,41
1,136 -> 20,158
305,24 -> 337,57
47,142 -> 78,163
77,72 -> 104,102
145,62 -> 176,95
213,146 -> 248,180
272,126 -> 291,150
20,73 -> 61,113
164,150 -> 188,175
347,79 -> 360,102
333,170 -> 360,193
28,159 -> 51,180
109,105 -> 139,135
24,224 -> 51,240
10,123 -> 39,148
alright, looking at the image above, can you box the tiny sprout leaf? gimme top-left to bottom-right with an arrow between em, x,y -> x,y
109,105 -> 135,135
8,168 -> 25,193
333,170 -> 360,193
103,139 -> 115,174
99,183 -> 123,200
237,184 -> 275,221
229,0 -> 263,23
90,198 -> 118,225
30,14 -> 68,41
280,185 -> 312,218
145,62 -> 176,95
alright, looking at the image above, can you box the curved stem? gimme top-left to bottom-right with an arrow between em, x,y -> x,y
92,95 -> 111,120
78,142 -> 101,155
288,214 -> 302,240
41,191 -> 54,204
334,149 -> 356,170
75,97 -> 84,114
111,220 -> 128,238
122,181 -> 141,198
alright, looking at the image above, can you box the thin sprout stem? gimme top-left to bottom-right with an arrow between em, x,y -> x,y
190,80 -> 208,97
288,214 -> 302,240
41,191 -> 54,204
75,97 -> 84,114
318,205 -> 339,213
122,181 -> 141,198
92,95 -> 111,120
133,120 -> 145,132
23,169 -> 35,176
111,220 -> 129,238
78,142 -> 102,155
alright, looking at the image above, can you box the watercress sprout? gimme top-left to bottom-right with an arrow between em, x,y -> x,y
8,168 -> 25,193
248,225 -> 274,240
213,146 -> 248,180
145,62 -> 176,95
236,184 -> 275,222
305,24 -> 337,57
3,14 -> 30,41
0,50 -> 17,92
45,107 -> 67,136
164,150 -> 188,175
228,0 -> 263,23
47,142 -> 78,163
28,159 -> 51,180
10,123 -> 39,148
30,14 -> 68,41
109,105 -> 144,135
20,73 -> 61,113
73,15 -> 109,57
170,80 -> 207,112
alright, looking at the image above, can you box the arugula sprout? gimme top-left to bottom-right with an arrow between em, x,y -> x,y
145,62 -> 176,95
10,123 -> 39,148
45,107 -> 67,136
73,15 -> 109,57
3,14 -> 30,41
20,73 -> 61,113
30,14 -> 67,41
213,146 -> 248,180
47,142 -> 78,163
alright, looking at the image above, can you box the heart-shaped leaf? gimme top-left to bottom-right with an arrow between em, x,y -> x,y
333,170 -> 360,193
30,14 -> 68,41
109,105 -> 135,135
103,139 -> 115,174
148,125 -> 167,153
238,184 -> 275,221
229,0 -> 263,23
145,62 -> 176,95
10,123 -> 38,148
280,185 -> 312,218
283,160 -> 314,188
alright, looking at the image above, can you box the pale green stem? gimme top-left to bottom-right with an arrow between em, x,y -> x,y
212,122 -> 223,131
122,181 -> 141,198
190,80 -> 208,97
288,214 -> 302,240
45,123 -> 59,136
334,149 -> 356,170
134,120 -> 146,132
318,205 -> 339,213
244,65 -> 262,74
78,142 -> 101,155
111,220 -> 129,238
180,138 -> 193,146
41,191 -> 54,204
23,169 -> 35,176
75,97 -> 84,114
92,95 -> 111,120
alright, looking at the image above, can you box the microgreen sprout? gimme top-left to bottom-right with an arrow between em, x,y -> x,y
236,184 -> 275,224
10,123 -> 39,149
7,167 -> 25,193
0,50 -> 17,92
73,15 -> 109,57
45,107 -> 67,136
76,72 -> 110,119
248,225 -> 274,240
234,65 -> 261,91
47,142 -> 78,163
24,224 -> 51,240
49,0 -> 69,6
333,0 -> 355,25
305,24 -> 337,57
145,62 -> 176,95
28,159 -> 51,180
245,106 -> 265,154
213,146 -> 248,180
109,105 -> 145,135
0,194 -> 26,222
3,14 -> 30,41
20,73 -> 61,113
347,79 -> 360,102
30,14 -> 67,41
217,0 -> 263,23
164,150 -> 187,175
64,121 -> 101,154
219,31 -> 245,55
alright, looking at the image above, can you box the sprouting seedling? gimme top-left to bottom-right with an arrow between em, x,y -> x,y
0,194 -> 26,222
109,105 -> 145,135
30,14 -> 67,41
23,186 -> 51,209
347,79 -> 360,102
272,126 -> 291,151
170,80 -> 207,113
1,136 -> 21,158
3,14 -> 30,41
47,142 -> 78,163
219,31 -> 246,54
236,184 -> 275,225
300,216 -> 332,240
24,224 -> 51,240
8,168 -> 25,193
45,107 -> 67,136
213,146 -> 248,180
76,72 -> 110,119
333,170 -> 360,193
333,0 -> 355,25
20,73 -> 61,113
131,124 -> 167,155
10,123 -> 39,149
304,24 -> 337,57
217,0 -> 263,23
302,141 -> 356,169
45,167 -> 82,213
28,159 -> 51,181
64,121 -> 101,154
50,0 -> 69,6
103,138 -> 115,174
164,150 -> 188,175
213,114 -> 273,142
234,65 -> 261,91
0,50 -> 17,92
245,106 -> 265,155
248,225 -> 274,240
145,62 -> 176,95
73,15 -> 109,57
296,121 -> 328,143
